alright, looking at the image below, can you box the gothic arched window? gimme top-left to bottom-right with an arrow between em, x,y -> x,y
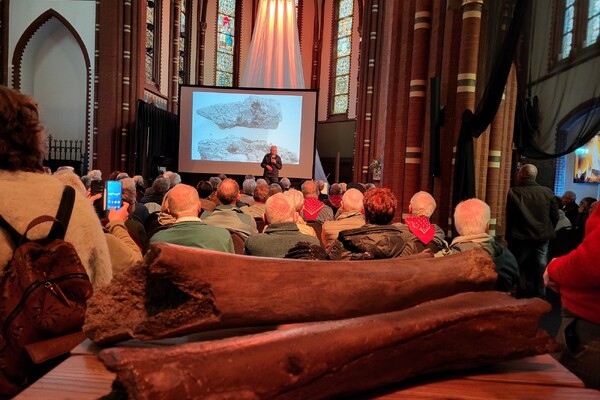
330,0 -> 354,116
146,0 -> 162,85
216,0 -> 237,87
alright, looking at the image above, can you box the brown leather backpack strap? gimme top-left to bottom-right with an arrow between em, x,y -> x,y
20,216 -> 60,245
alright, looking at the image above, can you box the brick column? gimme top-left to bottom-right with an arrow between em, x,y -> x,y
402,0 -> 432,219
447,0 -> 483,233
354,0 -> 383,183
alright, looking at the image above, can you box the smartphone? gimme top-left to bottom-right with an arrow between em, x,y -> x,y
90,179 -> 104,196
104,180 -> 123,211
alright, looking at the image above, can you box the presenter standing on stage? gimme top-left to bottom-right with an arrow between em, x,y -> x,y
261,145 -> 282,184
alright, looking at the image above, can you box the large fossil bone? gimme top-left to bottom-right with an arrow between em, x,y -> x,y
98,291 -> 556,400
84,243 -> 497,344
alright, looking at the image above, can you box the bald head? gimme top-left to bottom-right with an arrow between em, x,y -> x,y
265,193 -> 295,224
454,198 -> 490,236
167,184 -> 200,218
409,191 -> 436,218
341,188 -> 364,212
217,178 -> 240,205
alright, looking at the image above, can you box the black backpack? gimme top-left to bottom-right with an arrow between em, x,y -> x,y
0,186 -> 93,397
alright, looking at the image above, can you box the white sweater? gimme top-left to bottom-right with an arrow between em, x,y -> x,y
0,170 -> 112,288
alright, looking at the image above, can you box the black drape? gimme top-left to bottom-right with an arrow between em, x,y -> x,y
452,0 -> 528,208
134,100 -> 179,180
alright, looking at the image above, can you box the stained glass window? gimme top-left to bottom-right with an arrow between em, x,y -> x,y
331,0 -> 354,115
178,0 -> 188,85
560,0 -> 575,59
216,0 -> 237,87
586,0 -> 600,46
146,0 -> 160,83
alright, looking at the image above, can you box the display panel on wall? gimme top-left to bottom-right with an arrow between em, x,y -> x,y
574,134 -> 600,183
178,85 -> 318,178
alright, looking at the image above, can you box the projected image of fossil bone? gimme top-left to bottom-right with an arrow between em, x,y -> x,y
192,93 -> 302,163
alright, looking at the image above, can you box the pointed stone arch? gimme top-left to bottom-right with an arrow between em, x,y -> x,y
12,8 -> 93,168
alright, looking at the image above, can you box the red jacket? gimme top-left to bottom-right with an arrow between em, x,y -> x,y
547,204 -> 600,325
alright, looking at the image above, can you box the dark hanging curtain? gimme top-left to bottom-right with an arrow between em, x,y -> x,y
513,0 -> 600,161
134,100 -> 179,180
452,0 -> 528,208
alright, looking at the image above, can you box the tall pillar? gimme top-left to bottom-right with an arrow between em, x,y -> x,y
354,0 -> 382,183
447,0 -> 483,232
402,0 -> 432,218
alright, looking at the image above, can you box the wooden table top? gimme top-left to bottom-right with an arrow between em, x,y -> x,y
15,351 -> 600,399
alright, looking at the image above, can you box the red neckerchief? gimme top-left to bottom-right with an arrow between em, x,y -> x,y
303,197 -> 324,220
329,194 -> 342,208
405,216 -> 435,244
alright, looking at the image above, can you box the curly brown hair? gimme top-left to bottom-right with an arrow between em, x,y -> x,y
0,86 -> 46,172
363,187 -> 397,225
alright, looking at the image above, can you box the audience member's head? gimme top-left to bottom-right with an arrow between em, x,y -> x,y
339,182 -> 347,192
242,178 -> 257,195
166,172 -> 181,188
133,175 -> 145,189
209,176 -> 222,190
256,178 -> 268,186
284,188 -> 304,213
53,170 -> 86,194
196,180 -> 213,199
88,169 -> 102,181
301,180 -> 319,198
253,183 -> 270,203
217,173 -> 227,181
518,164 -> 538,182
340,188 -> 364,213
453,198 -> 491,236
363,188 -> 397,225
269,182 -> 283,196
56,166 -> 75,173
167,184 -> 200,219
409,191 -> 437,218
265,193 -> 295,224
108,170 -> 121,181
280,177 -> 291,190
120,177 -> 137,205
244,174 -> 255,181
561,190 -> 576,205
579,196 -> 597,213
364,183 -> 376,190
152,176 -> 170,195
116,172 -> 130,180
217,178 -> 240,205
80,175 -> 92,190
317,180 -> 325,193
346,182 -> 366,193
329,183 -> 343,196
0,86 -> 46,172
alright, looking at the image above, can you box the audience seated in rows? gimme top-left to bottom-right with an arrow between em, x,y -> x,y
150,184 -> 233,252
301,180 -> 334,223
241,183 -> 269,219
280,177 -> 291,191
394,191 -> 445,252
321,188 -> 365,250
245,193 -> 320,257
323,183 -> 343,215
328,188 -> 416,260
201,178 -> 258,238
435,198 -> 519,292
284,189 -> 318,237
561,190 -> 579,226
240,179 -> 256,206
0,85 -> 112,288
196,180 -> 217,212
140,176 -> 170,205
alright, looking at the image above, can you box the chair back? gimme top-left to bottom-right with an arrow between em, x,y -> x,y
229,229 -> 246,255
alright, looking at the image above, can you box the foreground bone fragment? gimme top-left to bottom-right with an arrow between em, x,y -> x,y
99,291 -> 556,400
84,243 -> 497,344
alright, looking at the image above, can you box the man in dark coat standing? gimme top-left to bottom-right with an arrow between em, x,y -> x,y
506,164 -> 559,299
261,145 -> 282,184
